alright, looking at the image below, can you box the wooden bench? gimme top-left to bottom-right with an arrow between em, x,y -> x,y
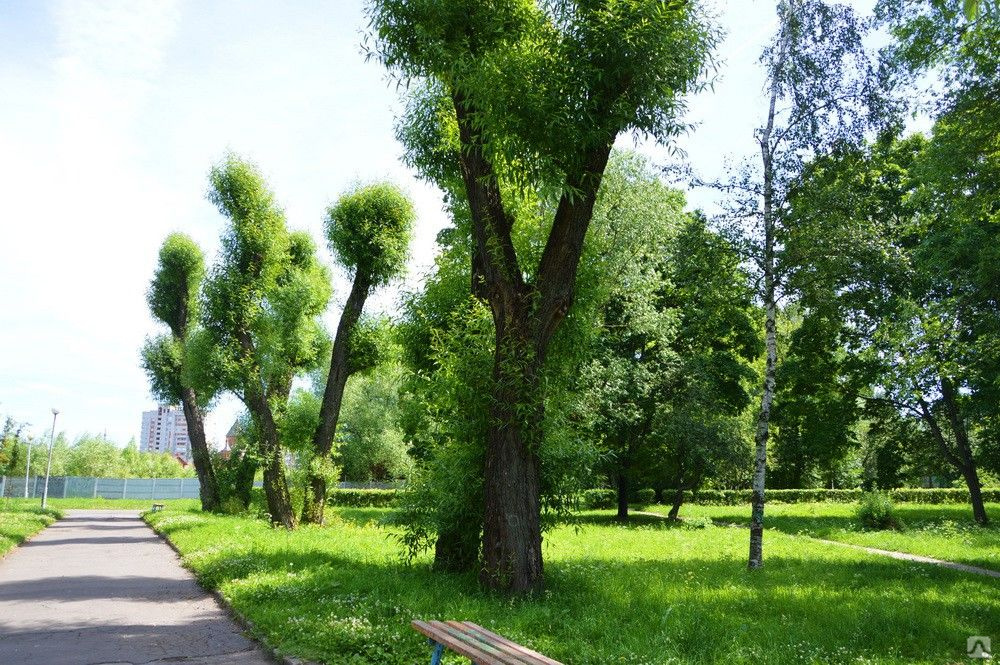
412,620 -> 563,665
151,503 -> 165,512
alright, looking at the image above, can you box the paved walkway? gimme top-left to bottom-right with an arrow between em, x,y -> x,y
0,510 -> 275,665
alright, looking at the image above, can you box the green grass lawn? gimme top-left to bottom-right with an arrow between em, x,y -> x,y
147,506 -> 999,664
0,501 -> 61,556
1,497 -> 201,511
646,502 -> 1000,572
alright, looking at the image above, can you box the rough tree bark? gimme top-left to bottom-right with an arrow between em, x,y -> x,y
302,275 -> 371,525
451,90 -> 613,593
179,387 -> 220,512
245,384 -> 296,528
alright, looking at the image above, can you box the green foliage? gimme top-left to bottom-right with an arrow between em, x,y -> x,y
201,153 -> 331,397
856,492 -> 903,530
140,335 -> 184,404
147,233 -> 204,337
338,364 -> 414,482
580,488 -> 616,509
0,504 -> 60,556
369,0 -> 717,184
327,489 -> 399,507
3,434 -> 196,479
346,316 -> 396,375
326,182 -> 415,286
771,307 -> 864,489
635,488 -> 656,505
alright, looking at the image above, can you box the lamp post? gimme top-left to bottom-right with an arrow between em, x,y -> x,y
41,409 -> 59,509
24,435 -> 33,499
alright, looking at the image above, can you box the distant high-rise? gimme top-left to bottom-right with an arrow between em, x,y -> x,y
140,405 -> 191,461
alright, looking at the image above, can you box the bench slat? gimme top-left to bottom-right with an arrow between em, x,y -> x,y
413,620 -> 510,665
443,622 -> 539,665
456,622 -> 563,665
412,620 -> 563,665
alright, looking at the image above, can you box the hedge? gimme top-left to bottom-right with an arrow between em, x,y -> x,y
580,487 -> 1000,509
326,488 -> 399,507
262,486 -> 1000,512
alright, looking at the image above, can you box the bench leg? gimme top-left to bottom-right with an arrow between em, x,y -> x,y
428,640 -> 444,665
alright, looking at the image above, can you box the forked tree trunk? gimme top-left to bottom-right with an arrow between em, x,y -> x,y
616,472 -> 629,521
450,88 -> 613,594
302,275 -> 371,525
179,387 -> 220,512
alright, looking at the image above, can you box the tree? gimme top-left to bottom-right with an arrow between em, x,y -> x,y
369,0 -> 717,594
337,361 -> 414,483
301,183 -> 414,524
654,217 -> 759,517
200,155 -> 332,528
141,233 -> 221,511
784,133 -> 995,524
706,0 -> 884,569
771,306 -> 863,489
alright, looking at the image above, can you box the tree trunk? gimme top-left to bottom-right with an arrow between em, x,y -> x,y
179,387 -> 220,512
940,379 -> 990,526
616,472 -> 629,521
451,89 -> 612,595
667,487 -> 685,520
433,522 -> 480,573
302,275 -> 371,525
749,7 -> 788,570
479,325 -> 544,595
246,387 -> 296,528
232,452 -> 257,509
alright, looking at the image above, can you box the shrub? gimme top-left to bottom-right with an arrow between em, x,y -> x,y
582,489 -> 616,509
635,488 -> 656,505
856,492 -> 903,531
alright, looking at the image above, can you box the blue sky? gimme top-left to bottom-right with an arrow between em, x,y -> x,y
0,0 -> 874,448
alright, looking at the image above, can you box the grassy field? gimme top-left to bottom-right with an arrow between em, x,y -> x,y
147,506 -> 999,664
646,502 -> 1000,572
0,501 -> 61,556
0,497 -> 201,511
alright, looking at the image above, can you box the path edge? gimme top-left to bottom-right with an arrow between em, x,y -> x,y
143,511 -> 321,665
0,509 -> 62,563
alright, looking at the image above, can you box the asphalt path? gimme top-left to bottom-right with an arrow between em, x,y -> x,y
0,509 -> 275,665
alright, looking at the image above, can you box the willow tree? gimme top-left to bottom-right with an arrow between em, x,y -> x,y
301,183 -> 414,525
201,155 -> 332,528
141,233 -> 221,511
368,0 -> 716,593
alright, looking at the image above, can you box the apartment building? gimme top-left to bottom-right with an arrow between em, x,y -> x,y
139,405 -> 191,461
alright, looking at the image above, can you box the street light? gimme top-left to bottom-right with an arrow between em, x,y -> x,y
41,409 -> 59,509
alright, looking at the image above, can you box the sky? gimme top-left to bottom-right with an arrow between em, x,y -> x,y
0,0 -> 874,449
